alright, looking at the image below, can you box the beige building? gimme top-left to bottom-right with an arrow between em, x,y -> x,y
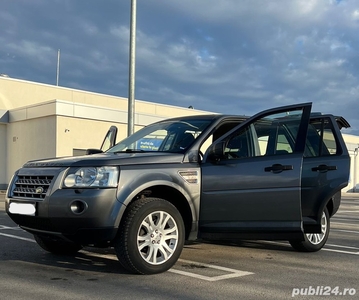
0,76 -> 358,192
0,77 -> 208,190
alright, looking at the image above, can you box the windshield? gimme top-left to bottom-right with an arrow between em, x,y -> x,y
107,118 -> 212,153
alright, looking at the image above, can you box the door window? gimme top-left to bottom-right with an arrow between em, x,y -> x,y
224,110 -> 305,159
304,118 -> 338,157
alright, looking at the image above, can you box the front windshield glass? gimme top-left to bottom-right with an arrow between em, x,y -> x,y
107,118 -> 212,153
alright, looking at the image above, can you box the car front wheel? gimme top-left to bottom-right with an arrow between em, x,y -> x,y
289,207 -> 330,252
114,197 -> 185,274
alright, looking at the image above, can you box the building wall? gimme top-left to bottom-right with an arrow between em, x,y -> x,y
343,134 -> 359,192
0,124 -> 6,189
56,116 -> 128,156
6,116 -> 56,183
0,77 -> 209,187
0,77 -> 205,117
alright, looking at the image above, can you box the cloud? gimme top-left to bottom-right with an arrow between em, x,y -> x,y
1,0 -> 359,134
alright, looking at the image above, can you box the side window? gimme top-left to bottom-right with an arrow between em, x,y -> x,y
255,122 -> 294,156
224,110 -> 305,159
304,118 -> 338,157
200,121 -> 241,154
225,127 -> 253,159
205,105 -> 310,161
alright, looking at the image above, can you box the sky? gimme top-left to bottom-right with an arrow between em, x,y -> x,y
1,0 -> 359,135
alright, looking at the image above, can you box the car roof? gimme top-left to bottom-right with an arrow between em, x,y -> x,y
159,112 -> 351,128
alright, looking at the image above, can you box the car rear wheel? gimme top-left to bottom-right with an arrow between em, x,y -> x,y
289,207 -> 330,252
114,197 -> 184,274
34,234 -> 82,255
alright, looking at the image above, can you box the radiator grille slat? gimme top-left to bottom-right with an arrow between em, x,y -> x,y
12,175 -> 54,200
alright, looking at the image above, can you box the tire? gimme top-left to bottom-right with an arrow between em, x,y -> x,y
289,207 -> 330,252
34,234 -> 82,255
114,197 -> 185,274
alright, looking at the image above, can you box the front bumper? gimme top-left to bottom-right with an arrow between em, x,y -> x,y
6,168 -> 124,245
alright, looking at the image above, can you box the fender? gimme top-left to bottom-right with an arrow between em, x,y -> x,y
114,168 -> 201,229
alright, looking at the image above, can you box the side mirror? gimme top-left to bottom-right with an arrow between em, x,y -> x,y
86,148 -> 103,155
206,141 -> 226,163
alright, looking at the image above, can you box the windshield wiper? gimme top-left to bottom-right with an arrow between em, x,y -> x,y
114,149 -> 146,154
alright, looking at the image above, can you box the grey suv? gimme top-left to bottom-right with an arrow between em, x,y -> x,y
5,102 -> 350,274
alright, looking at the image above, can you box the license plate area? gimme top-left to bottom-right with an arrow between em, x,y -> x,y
9,201 -> 36,216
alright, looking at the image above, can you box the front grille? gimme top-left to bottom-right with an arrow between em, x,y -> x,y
12,175 -> 54,200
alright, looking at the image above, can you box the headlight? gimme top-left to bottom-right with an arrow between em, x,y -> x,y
63,166 -> 119,188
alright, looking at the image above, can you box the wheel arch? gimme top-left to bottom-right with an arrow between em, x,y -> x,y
116,182 -> 197,241
317,190 -> 342,221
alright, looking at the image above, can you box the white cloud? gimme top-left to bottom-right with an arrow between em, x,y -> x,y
1,0 -> 359,134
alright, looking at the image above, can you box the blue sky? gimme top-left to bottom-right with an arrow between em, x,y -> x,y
1,0 -> 359,134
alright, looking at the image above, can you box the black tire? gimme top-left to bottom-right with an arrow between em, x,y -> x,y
289,207 -> 330,252
114,197 -> 185,274
34,235 -> 82,255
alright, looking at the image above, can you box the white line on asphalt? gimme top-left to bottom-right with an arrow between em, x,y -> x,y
332,218 -> 359,223
332,222 -> 359,227
81,251 -> 254,281
0,232 -> 35,242
326,244 -> 359,250
322,248 -> 359,255
0,225 -> 22,230
172,259 -> 254,281
332,229 -> 359,234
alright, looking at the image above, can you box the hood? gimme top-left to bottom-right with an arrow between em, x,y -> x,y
23,152 -> 185,168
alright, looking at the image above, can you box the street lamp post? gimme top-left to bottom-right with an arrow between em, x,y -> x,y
127,0 -> 137,136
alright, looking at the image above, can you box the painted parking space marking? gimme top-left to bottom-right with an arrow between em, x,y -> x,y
0,232 -> 36,242
0,224 -> 35,242
332,229 -> 359,234
0,225 -> 22,230
170,259 -> 254,281
322,248 -> 359,255
323,243 -> 359,255
81,250 -> 254,281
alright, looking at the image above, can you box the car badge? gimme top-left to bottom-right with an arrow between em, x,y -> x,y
35,187 -> 44,194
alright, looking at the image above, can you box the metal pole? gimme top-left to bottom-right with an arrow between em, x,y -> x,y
127,0 -> 137,136
354,147 -> 358,192
56,49 -> 60,86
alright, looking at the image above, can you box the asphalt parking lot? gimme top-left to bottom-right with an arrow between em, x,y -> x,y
0,192 -> 358,300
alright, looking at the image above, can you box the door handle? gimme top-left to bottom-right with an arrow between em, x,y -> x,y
312,164 -> 337,172
265,164 -> 293,173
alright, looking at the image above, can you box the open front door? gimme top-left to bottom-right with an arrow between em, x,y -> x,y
100,126 -> 118,152
86,126 -> 118,155
200,103 -> 312,240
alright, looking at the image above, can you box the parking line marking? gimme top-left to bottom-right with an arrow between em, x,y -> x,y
322,248 -> 359,255
169,268 -> 252,281
0,225 -> 22,230
331,229 -> 359,234
81,251 -> 254,281
0,232 -> 35,243
171,259 -> 254,281
326,244 -> 359,250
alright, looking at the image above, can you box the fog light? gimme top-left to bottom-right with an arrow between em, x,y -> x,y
70,200 -> 88,215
